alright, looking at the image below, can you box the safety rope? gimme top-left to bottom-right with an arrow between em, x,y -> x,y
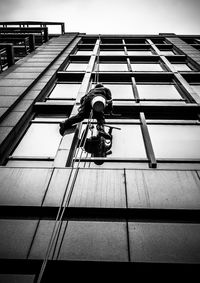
36,110 -> 94,283
94,34 -> 101,85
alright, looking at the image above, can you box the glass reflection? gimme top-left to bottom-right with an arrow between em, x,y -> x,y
137,84 -> 182,100
148,125 -> 200,159
12,123 -> 62,158
49,84 -> 80,99
99,63 -> 128,72
131,63 -> 164,71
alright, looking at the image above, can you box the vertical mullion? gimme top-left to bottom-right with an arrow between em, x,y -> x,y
126,57 -> 132,72
160,55 -> 177,73
122,39 -> 128,56
146,38 -> 161,55
174,73 -> 200,104
131,76 -> 139,102
140,112 -> 157,168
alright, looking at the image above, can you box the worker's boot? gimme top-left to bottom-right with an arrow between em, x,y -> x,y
59,121 -> 70,136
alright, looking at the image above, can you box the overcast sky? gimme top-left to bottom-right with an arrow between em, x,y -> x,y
0,0 -> 200,35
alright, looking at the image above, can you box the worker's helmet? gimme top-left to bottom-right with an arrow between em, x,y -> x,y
95,83 -> 104,88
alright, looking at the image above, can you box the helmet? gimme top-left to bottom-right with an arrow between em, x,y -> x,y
95,83 -> 104,88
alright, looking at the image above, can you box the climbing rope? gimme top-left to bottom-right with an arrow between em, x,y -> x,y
94,34 -> 101,85
36,111 -> 94,283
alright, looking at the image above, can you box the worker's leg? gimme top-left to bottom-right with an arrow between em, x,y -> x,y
59,110 -> 86,135
94,110 -> 105,126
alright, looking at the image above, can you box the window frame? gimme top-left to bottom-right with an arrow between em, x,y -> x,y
6,116 -> 67,165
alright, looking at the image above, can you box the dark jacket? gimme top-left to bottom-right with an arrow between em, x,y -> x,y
80,87 -> 112,106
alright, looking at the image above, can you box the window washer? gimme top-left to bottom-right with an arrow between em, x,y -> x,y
59,83 -> 113,138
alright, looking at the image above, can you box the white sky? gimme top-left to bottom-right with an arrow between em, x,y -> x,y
0,0 -> 200,35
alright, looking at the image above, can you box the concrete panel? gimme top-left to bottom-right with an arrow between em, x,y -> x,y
3,72 -> 39,79
12,67 -> 45,73
25,90 -> 41,100
0,219 -> 38,259
21,62 -> 49,67
0,126 -> 12,145
0,167 -> 53,206
69,169 -> 126,208
29,220 -> 65,260
43,168 -> 72,207
0,107 -> 8,119
129,222 -> 200,263
58,221 -> 128,262
0,86 -> 26,96
0,79 -> 33,87
0,96 -> 19,107
0,111 -> 24,126
126,170 -> 200,209
13,99 -> 33,112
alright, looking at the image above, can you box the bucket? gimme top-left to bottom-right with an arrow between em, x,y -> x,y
91,95 -> 106,112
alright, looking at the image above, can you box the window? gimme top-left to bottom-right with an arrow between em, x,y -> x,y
150,38 -> 166,44
148,124 -> 200,159
172,63 -> 192,72
11,122 -> 61,159
98,63 -> 128,72
102,84 -> 134,100
66,63 -> 88,71
124,38 -> 147,44
127,50 -> 152,56
76,50 -> 93,55
77,123 -> 147,160
136,84 -> 183,100
159,50 -> 175,56
131,63 -> 164,72
101,38 -> 123,44
100,50 -> 125,56
9,118 -> 64,164
48,83 -> 80,100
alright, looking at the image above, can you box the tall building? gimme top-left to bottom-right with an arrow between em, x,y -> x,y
0,22 -> 200,282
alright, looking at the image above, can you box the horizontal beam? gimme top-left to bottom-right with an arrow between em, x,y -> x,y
0,206 -> 200,223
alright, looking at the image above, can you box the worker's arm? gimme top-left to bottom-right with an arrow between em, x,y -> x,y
104,88 -> 113,112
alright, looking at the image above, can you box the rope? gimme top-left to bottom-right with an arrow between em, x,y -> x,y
94,34 -> 101,85
36,110 -> 94,283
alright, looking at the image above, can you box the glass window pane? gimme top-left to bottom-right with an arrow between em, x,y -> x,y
76,50 -> 92,55
103,84 -> 134,99
79,124 -> 146,159
131,63 -> 164,71
128,51 -> 152,55
159,51 -> 175,55
148,125 -> 200,159
109,124 -> 146,158
100,51 -> 125,55
99,63 -> 128,71
172,64 -> 192,71
66,63 -> 88,71
49,84 -> 80,99
12,123 -> 62,158
137,85 -> 182,100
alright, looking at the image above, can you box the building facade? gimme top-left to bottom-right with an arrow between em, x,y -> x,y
0,24 -> 200,282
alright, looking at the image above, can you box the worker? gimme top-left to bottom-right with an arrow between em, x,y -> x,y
59,83 -> 113,138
